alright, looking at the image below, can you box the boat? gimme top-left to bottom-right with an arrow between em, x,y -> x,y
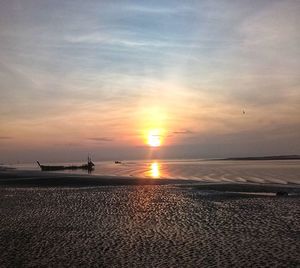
37,157 -> 95,171
114,161 -> 122,164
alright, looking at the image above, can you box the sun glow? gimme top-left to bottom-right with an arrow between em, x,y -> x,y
147,129 -> 162,147
138,107 -> 168,147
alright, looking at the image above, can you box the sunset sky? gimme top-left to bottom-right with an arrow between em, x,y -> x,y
0,0 -> 299,163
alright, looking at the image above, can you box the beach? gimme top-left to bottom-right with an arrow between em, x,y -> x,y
0,169 -> 299,267
1,0 -> 300,266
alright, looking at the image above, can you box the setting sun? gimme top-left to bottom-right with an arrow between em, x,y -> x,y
138,107 -> 168,147
147,129 -> 162,147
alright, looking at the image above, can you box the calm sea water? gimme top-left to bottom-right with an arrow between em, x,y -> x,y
12,159 -> 300,184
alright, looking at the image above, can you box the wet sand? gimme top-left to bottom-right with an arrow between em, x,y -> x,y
0,170 -> 300,267
0,169 -> 197,187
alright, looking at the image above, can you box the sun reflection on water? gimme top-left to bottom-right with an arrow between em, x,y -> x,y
150,162 -> 160,178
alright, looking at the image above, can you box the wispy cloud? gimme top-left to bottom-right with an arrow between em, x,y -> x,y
124,5 -> 193,14
88,137 -> 114,142
65,32 -> 203,49
0,0 -> 299,161
0,137 -> 13,140
173,130 -> 194,135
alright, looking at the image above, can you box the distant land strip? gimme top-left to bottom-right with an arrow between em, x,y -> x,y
218,155 -> 300,161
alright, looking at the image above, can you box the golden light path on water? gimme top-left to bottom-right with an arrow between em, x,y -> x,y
150,162 -> 160,178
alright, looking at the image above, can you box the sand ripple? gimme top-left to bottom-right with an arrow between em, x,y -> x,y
0,186 -> 299,267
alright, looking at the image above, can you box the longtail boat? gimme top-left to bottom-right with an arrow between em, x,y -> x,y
37,157 -> 95,171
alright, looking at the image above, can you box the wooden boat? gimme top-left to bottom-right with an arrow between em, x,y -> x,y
37,157 -> 95,171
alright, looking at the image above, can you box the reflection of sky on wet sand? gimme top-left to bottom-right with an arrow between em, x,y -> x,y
104,160 -> 300,184
13,160 -> 300,184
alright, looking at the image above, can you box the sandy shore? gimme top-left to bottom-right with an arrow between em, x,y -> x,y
0,169 -> 300,193
0,169 -> 299,267
0,169 -> 197,187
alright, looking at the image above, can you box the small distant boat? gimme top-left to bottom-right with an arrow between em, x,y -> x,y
37,157 -> 95,171
115,161 -> 122,164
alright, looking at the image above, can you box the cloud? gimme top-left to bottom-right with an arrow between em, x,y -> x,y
64,142 -> 81,147
0,136 -> 13,140
88,137 -> 114,142
0,0 -> 299,162
65,32 -> 202,49
124,5 -> 193,15
173,130 -> 194,135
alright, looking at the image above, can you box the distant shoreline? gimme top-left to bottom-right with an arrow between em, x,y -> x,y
1,156 -> 300,166
216,155 -> 300,161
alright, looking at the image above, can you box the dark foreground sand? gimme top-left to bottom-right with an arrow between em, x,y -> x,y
0,170 -> 299,267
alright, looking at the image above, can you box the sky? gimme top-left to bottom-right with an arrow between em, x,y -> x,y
0,0 -> 299,163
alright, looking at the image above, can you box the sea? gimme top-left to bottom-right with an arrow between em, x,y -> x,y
11,159 -> 300,184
